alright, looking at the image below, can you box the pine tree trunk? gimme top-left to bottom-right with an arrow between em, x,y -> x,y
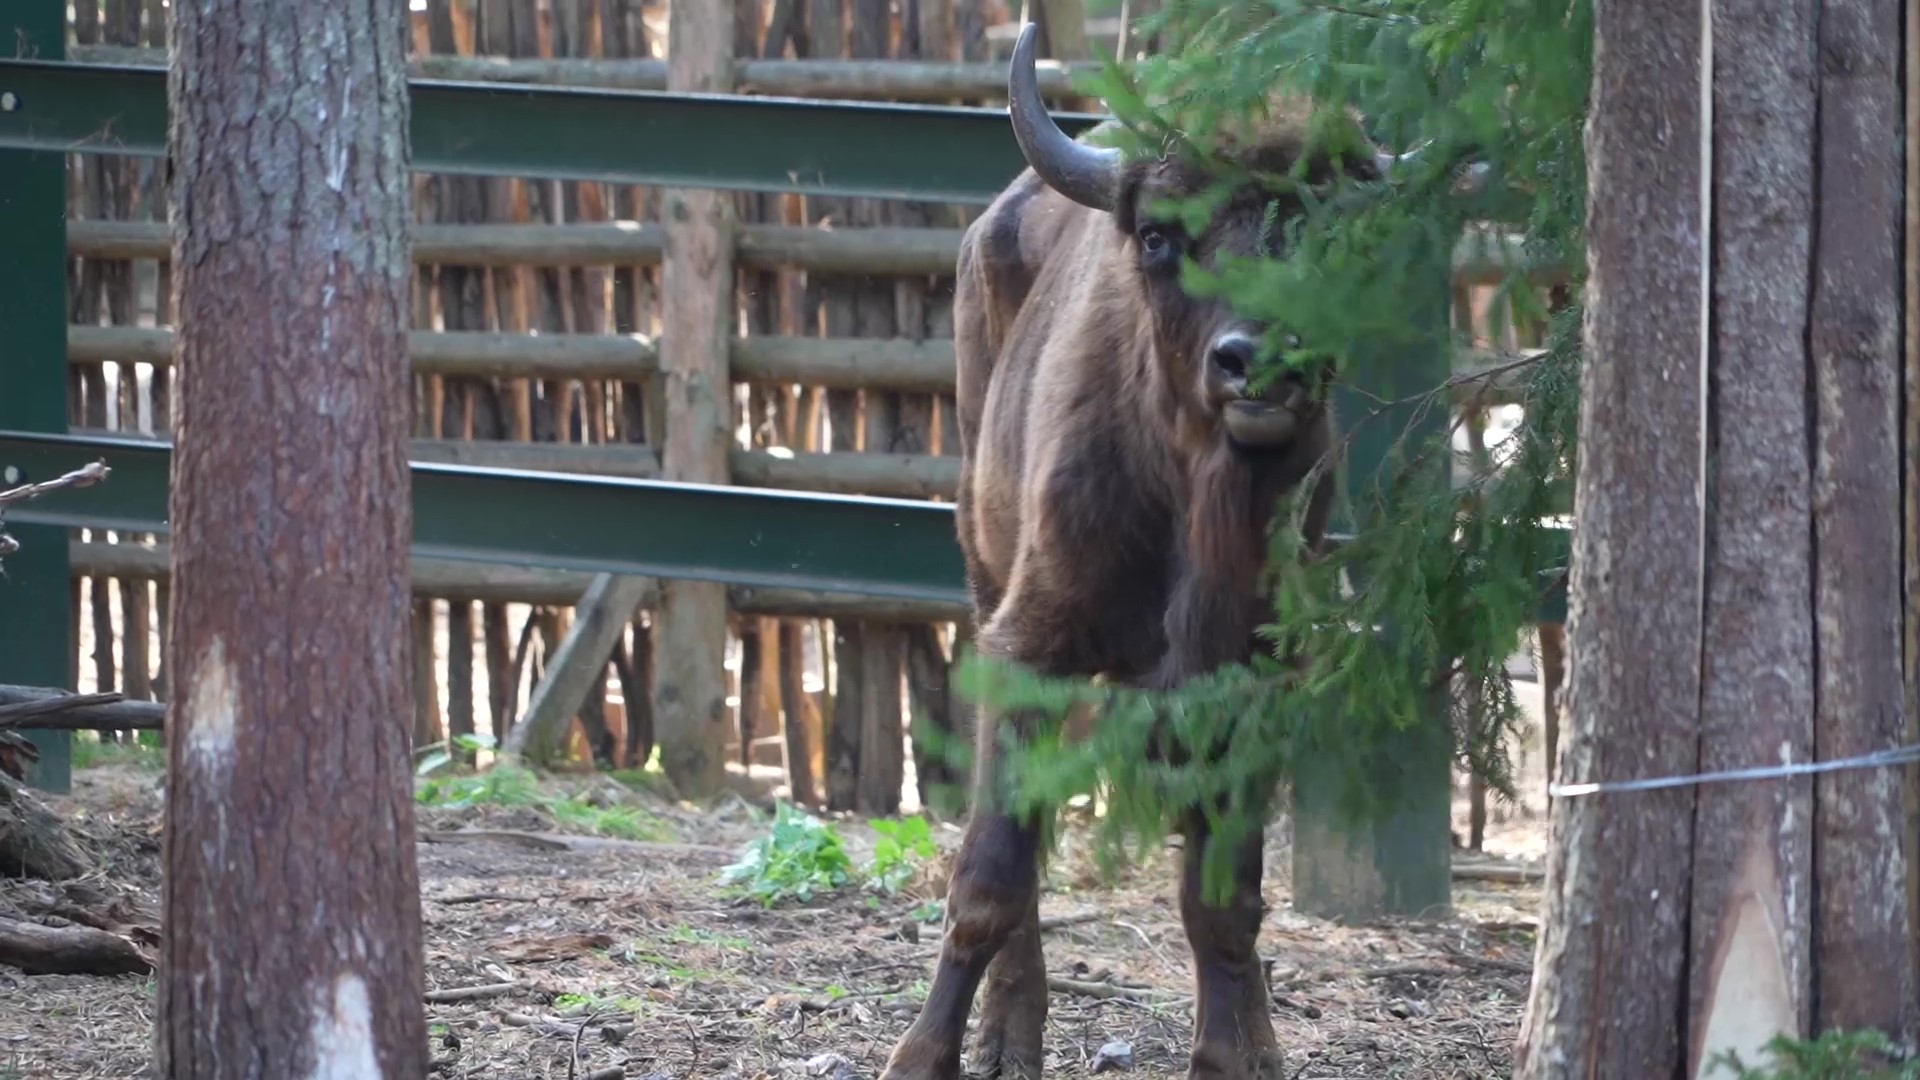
1512,0 -> 1709,1070
156,0 -> 428,1074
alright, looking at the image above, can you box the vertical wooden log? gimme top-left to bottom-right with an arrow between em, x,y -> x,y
1902,0 -> 1920,1008
157,0 -> 427,1071
146,0 -> 173,709
1684,0 -> 1817,1063
412,599 -> 444,747
1513,0 -> 1707,1068
1807,0 -> 1915,1039
652,0 -> 738,798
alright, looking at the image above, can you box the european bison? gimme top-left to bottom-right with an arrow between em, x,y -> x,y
880,24 -> 1435,1080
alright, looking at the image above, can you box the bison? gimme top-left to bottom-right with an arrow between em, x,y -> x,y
879,24 -> 1442,1080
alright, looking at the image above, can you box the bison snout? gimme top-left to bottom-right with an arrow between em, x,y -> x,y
1208,332 -> 1258,386
1207,330 -> 1312,448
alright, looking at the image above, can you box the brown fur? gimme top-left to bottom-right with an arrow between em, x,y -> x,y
882,106 -> 1374,1080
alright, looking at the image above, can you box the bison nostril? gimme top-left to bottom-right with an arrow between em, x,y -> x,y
1209,336 -> 1256,382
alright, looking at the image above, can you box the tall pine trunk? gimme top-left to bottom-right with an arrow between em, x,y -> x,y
156,0 -> 428,1075
1514,0 -> 1708,1070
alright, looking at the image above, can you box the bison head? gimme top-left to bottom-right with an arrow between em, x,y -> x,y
1006,23 -> 1428,453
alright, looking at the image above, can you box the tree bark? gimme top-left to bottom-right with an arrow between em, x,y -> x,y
157,0 -> 429,1075
1684,0 -> 1818,1064
1808,0 -> 1915,1039
1513,0 -> 1708,1070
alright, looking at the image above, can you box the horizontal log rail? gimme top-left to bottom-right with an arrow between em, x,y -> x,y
67,219 -> 1565,286
68,323 -> 958,391
69,43 -> 1101,104
68,324 -> 1540,409
66,541 -> 969,623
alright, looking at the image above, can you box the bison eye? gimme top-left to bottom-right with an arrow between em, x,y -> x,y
1136,225 -> 1178,271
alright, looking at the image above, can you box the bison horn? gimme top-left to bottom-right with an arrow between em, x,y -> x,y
1374,140 -> 1491,196
1007,23 -> 1122,212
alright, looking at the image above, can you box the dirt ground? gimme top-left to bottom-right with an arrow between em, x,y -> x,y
1,705 -> 1551,1080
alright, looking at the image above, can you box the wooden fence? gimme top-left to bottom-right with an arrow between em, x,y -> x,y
56,0 -> 1557,823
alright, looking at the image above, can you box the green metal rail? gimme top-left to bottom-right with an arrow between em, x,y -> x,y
0,431 -> 969,606
0,57 -> 1105,203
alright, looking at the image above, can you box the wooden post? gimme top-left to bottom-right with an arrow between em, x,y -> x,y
1515,0 -> 1706,1068
653,0 -> 738,798
156,0 -> 428,1073
505,573 -> 653,761
1684,0 -> 1818,1062
1903,0 -> 1920,1010
1807,0 -> 1913,1039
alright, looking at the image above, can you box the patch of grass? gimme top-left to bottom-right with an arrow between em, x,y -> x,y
547,792 -> 670,842
1714,1030 -> 1920,1080
553,991 -> 645,1015
415,745 -> 671,843
666,925 -> 754,951
72,731 -> 165,772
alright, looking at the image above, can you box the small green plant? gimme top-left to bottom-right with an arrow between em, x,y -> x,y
553,991 -> 645,1015
547,792 -> 668,841
415,755 -> 668,841
72,731 -> 165,772
415,759 -> 543,809
415,731 -> 498,777
717,801 -> 854,906
1713,1030 -> 1919,1080
864,815 -> 937,895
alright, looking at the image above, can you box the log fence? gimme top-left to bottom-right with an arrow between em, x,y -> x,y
36,0 -> 1566,826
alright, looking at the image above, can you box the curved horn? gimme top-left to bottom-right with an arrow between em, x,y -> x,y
1374,139 -> 1490,195
1007,23 -> 1121,212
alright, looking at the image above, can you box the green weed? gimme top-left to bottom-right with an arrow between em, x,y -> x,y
72,730 -> 165,772
717,801 -> 854,906
1713,1030 -> 1919,1080
414,746 -> 669,842
865,815 -> 937,895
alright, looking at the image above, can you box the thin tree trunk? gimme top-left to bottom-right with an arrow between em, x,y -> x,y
157,0 -> 427,1073
1513,0 -> 1708,1069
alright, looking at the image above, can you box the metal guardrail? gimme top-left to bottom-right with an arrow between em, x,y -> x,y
0,58 -> 1107,203
0,431 -> 971,606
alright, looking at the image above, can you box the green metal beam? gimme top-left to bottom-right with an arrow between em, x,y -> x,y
0,431 -> 971,607
1,429 -> 1570,617
0,0 -> 73,792
0,58 -> 1105,203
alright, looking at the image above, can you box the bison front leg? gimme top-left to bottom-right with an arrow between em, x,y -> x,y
880,808 -> 1042,1080
969,886 -> 1046,1078
1179,815 -> 1283,1080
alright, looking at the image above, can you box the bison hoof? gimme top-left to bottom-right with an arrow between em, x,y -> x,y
879,1038 -> 962,1080
967,1024 -> 1043,1080
1186,1047 -> 1285,1080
